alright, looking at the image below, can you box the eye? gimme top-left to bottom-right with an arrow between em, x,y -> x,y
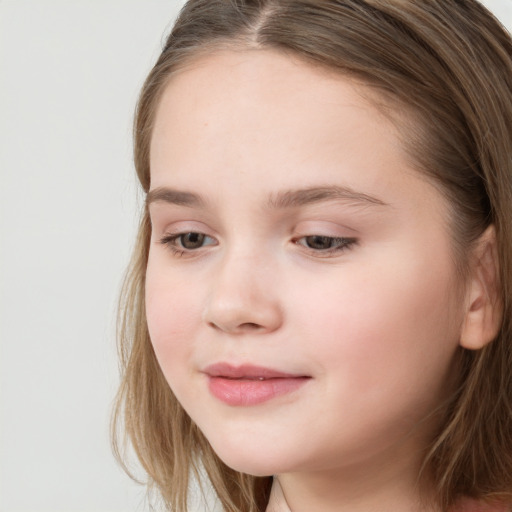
177,232 -> 209,249
295,235 -> 357,254
159,231 -> 217,255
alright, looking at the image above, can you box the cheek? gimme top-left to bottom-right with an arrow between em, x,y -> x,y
145,261 -> 203,374
289,253 -> 463,394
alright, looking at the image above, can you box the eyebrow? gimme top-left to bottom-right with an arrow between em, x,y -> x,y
146,187 -> 206,208
266,185 -> 388,209
146,185 -> 388,210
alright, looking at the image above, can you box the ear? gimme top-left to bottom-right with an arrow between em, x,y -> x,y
460,225 -> 503,350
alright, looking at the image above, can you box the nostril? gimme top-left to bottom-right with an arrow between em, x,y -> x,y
240,322 -> 262,330
207,321 -> 261,331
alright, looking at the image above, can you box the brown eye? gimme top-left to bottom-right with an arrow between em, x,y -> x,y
304,235 -> 336,250
179,232 -> 206,249
295,235 -> 358,254
159,231 -> 217,255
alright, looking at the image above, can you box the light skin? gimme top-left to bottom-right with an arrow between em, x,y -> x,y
145,49 -> 500,512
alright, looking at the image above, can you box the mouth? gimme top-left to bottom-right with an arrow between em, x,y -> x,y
203,363 -> 311,406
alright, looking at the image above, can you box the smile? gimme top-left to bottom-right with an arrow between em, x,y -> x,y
203,363 -> 311,406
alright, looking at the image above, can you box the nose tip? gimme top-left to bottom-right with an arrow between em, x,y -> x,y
203,275 -> 283,335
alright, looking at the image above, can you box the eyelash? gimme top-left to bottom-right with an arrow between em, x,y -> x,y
159,232 -> 217,257
158,232 -> 358,258
293,235 -> 358,257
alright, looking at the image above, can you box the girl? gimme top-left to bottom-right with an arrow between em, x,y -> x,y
112,1 -> 512,511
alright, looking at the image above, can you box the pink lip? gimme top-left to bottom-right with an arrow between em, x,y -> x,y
203,363 -> 310,406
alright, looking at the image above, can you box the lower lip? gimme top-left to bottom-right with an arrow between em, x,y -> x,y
207,376 -> 309,406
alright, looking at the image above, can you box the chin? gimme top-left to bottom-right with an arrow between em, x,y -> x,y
207,438 -> 290,477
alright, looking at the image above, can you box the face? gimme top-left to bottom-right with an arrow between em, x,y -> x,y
146,49 -> 466,479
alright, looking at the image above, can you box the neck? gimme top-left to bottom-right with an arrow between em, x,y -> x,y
265,457 -> 439,512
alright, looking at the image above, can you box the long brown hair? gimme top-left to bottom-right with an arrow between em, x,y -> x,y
112,1 -> 512,510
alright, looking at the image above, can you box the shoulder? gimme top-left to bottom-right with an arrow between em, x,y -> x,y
450,498 -> 511,512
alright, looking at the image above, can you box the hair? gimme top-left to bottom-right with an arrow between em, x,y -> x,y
111,1 -> 512,511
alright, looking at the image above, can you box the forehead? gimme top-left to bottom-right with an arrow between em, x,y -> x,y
152,48 -> 389,127
150,49 -> 410,188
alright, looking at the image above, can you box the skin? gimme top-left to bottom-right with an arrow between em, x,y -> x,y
145,49 -> 493,512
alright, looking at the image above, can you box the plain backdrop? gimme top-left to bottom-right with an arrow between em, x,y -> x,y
1,1 -> 511,511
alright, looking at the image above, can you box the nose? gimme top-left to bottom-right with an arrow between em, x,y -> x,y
203,251 -> 283,335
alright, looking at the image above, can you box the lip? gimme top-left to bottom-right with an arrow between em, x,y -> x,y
203,363 -> 311,406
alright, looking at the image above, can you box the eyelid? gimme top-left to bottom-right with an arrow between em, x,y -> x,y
161,231 -> 216,245
293,219 -> 360,236
156,217 -> 218,258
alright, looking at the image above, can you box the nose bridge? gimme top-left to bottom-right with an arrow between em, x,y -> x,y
203,243 -> 282,334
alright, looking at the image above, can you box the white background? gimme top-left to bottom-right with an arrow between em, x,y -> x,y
1,1 -> 511,511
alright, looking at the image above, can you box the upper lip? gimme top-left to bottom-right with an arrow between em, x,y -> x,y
203,363 -> 308,380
